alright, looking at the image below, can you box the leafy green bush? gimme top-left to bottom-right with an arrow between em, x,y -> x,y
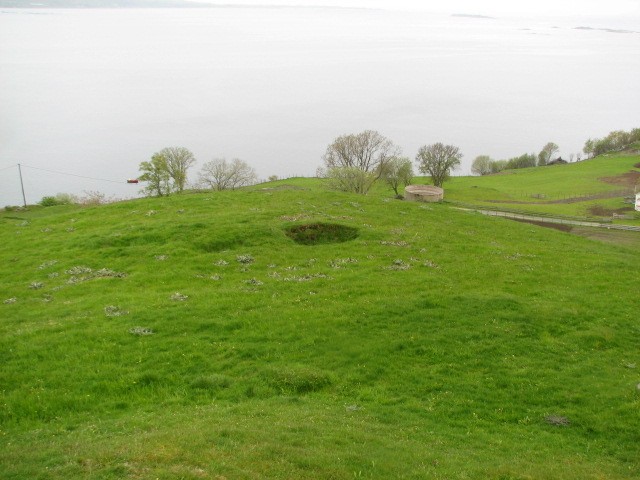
39,196 -> 59,207
584,127 -> 640,157
38,193 -> 77,207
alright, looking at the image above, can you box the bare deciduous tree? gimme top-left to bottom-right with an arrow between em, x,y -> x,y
471,155 -> 493,176
382,156 -> 414,196
415,143 -> 462,187
198,158 -> 258,191
139,153 -> 172,197
537,142 -> 559,166
323,130 -> 400,194
159,147 -> 196,193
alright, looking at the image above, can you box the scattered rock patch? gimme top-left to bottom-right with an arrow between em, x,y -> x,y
544,415 -> 570,426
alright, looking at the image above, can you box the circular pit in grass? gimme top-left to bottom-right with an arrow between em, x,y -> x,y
285,223 -> 359,245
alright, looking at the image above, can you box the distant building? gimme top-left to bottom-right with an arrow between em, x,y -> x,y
547,157 -> 568,166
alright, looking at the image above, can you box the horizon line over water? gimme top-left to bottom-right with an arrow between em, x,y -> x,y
1,6 -> 638,206
193,0 -> 640,26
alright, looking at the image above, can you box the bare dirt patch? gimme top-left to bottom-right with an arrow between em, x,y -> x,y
570,227 -> 640,248
507,218 -> 640,248
545,415 -> 570,427
587,205 -> 634,216
508,218 -> 573,232
487,191 -> 626,205
599,170 -> 640,187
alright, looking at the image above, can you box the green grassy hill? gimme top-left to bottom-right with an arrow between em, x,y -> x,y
1,176 -> 639,478
446,154 -> 640,221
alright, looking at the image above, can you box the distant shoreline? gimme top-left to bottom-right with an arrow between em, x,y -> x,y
0,0 -> 376,9
2,0 -> 212,7
451,13 -> 495,19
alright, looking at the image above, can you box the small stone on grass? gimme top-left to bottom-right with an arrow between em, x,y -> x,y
129,327 -> 154,336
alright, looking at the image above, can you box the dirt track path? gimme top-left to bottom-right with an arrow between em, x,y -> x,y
455,208 -> 640,232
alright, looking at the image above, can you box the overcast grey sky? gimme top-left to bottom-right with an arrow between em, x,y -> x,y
197,0 -> 640,17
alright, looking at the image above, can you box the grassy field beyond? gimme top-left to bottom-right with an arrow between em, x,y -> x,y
1,179 -> 639,479
445,154 -> 640,222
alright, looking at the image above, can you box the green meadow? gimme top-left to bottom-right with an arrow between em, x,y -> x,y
1,155 -> 639,479
446,153 -> 640,222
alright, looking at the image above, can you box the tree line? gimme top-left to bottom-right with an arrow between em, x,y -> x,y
319,130 -> 461,195
583,128 -> 640,159
138,126 -> 639,197
471,127 -> 640,176
138,147 -> 258,197
139,133 -> 462,198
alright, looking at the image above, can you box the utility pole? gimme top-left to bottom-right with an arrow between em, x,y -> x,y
18,163 -> 27,207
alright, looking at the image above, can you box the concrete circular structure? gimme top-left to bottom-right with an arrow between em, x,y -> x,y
404,185 -> 444,202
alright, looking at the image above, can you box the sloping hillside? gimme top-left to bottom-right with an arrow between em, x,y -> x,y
1,182 -> 639,479
447,154 -> 639,221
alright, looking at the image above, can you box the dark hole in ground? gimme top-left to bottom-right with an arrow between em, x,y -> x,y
285,223 -> 359,245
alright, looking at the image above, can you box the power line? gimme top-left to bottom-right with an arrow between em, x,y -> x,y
0,164 -> 17,173
18,164 -> 26,207
19,164 -> 126,184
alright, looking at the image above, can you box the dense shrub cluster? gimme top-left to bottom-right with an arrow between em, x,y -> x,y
472,153 -> 539,175
37,191 -> 117,207
583,128 -> 640,158
472,127 -> 639,176
38,193 -> 77,207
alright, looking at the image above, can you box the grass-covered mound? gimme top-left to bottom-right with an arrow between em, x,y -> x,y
1,180 -> 639,479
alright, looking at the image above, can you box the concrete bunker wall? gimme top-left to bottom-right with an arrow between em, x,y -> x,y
404,185 -> 444,202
